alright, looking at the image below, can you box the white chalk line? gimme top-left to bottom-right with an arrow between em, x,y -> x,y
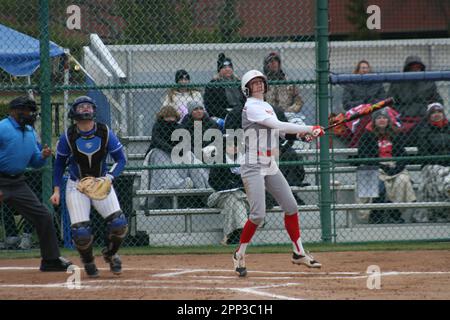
0,281 -> 304,300
1,267 -> 449,300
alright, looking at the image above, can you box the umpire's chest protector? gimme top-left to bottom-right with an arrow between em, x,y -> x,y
66,123 -> 109,178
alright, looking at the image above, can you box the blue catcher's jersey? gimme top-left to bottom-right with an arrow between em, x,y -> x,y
55,123 -> 124,182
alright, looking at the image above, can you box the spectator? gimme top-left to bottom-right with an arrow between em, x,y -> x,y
340,60 -> 386,147
208,138 -> 248,245
181,100 -> 219,152
356,108 -> 416,224
162,69 -> 203,123
204,53 -> 245,120
263,52 -> 304,118
141,106 -> 210,209
1,210 -> 34,249
414,102 -> 450,222
387,55 -> 443,146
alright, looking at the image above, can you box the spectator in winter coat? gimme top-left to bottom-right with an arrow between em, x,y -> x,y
207,139 -> 248,245
414,102 -> 450,222
141,106 -> 210,209
340,60 -> 386,147
263,52 -> 304,118
161,69 -> 203,123
387,55 -> 443,146
204,53 -> 245,120
356,108 -> 416,224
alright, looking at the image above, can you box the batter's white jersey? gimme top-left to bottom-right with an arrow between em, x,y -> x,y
241,97 -> 280,177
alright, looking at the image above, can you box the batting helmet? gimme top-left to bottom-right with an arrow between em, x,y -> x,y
69,96 -> 96,121
241,70 -> 268,97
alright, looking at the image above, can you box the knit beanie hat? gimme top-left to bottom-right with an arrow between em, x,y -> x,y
175,69 -> 190,83
426,102 -> 445,118
217,53 -> 233,72
187,100 -> 205,114
371,107 -> 391,124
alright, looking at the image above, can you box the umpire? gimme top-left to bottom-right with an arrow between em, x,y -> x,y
0,96 -> 72,272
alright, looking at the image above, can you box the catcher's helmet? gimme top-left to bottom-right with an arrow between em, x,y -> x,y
241,70 -> 268,97
69,96 -> 96,121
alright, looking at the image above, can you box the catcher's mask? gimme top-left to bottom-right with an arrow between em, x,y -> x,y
9,96 -> 39,127
69,96 -> 96,121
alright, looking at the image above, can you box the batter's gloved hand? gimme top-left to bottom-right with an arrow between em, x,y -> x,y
77,176 -> 112,200
297,132 -> 314,143
311,125 -> 325,137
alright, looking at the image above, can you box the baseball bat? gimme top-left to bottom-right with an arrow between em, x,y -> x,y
325,97 -> 395,131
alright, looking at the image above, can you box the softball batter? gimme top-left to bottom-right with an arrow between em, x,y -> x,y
233,70 -> 324,277
50,96 -> 127,278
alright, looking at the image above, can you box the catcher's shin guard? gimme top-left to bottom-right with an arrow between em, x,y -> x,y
103,211 -> 128,257
71,222 -> 94,264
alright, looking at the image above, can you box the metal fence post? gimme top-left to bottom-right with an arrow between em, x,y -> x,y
39,0 -> 53,213
316,0 -> 332,243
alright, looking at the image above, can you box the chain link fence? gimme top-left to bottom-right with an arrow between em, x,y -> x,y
0,1 -> 449,250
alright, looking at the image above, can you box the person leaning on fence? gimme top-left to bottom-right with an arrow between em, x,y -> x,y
413,102 -> 450,223
50,96 -> 128,278
0,96 -> 72,271
203,53 -> 245,120
161,69 -> 204,123
356,107 -> 416,224
263,52 -> 304,119
207,137 -> 248,245
387,55 -> 443,146
141,106 -> 210,209
339,60 -> 386,147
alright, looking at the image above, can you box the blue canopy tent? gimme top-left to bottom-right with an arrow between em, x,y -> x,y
0,24 -> 111,126
0,24 -> 65,76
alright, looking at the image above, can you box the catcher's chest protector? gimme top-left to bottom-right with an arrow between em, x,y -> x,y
67,123 -> 109,178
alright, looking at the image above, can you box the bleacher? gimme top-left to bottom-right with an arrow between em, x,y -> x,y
118,136 -> 450,245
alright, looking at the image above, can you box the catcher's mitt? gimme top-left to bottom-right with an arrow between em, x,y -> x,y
77,176 -> 112,200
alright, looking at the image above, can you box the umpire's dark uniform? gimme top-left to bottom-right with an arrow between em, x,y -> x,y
0,96 -> 71,271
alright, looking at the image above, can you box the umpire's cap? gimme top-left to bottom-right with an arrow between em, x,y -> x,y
9,96 -> 37,112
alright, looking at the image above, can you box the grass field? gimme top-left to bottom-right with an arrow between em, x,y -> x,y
1,240 -> 449,260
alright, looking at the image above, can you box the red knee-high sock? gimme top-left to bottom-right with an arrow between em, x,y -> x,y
240,219 -> 258,243
236,219 -> 258,255
284,213 -> 303,254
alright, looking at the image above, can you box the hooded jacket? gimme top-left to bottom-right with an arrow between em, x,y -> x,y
387,56 -> 443,117
417,112 -> 450,166
181,108 -> 219,150
342,82 -> 386,111
203,73 -> 245,119
263,52 -> 303,113
146,118 -> 182,155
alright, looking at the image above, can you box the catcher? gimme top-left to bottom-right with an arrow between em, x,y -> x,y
50,96 -> 127,278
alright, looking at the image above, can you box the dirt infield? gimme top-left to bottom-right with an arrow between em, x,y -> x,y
0,250 -> 449,300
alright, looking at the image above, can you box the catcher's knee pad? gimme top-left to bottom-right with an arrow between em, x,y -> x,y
71,222 -> 93,251
106,211 -> 128,240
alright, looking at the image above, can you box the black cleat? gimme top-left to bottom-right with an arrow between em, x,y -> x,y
232,252 -> 247,277
84,262 -> 99,278
102,249 -> 122,275
40,257 -> 72,272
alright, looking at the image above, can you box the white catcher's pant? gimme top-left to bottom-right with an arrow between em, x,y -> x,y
65,178 -> 122,225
